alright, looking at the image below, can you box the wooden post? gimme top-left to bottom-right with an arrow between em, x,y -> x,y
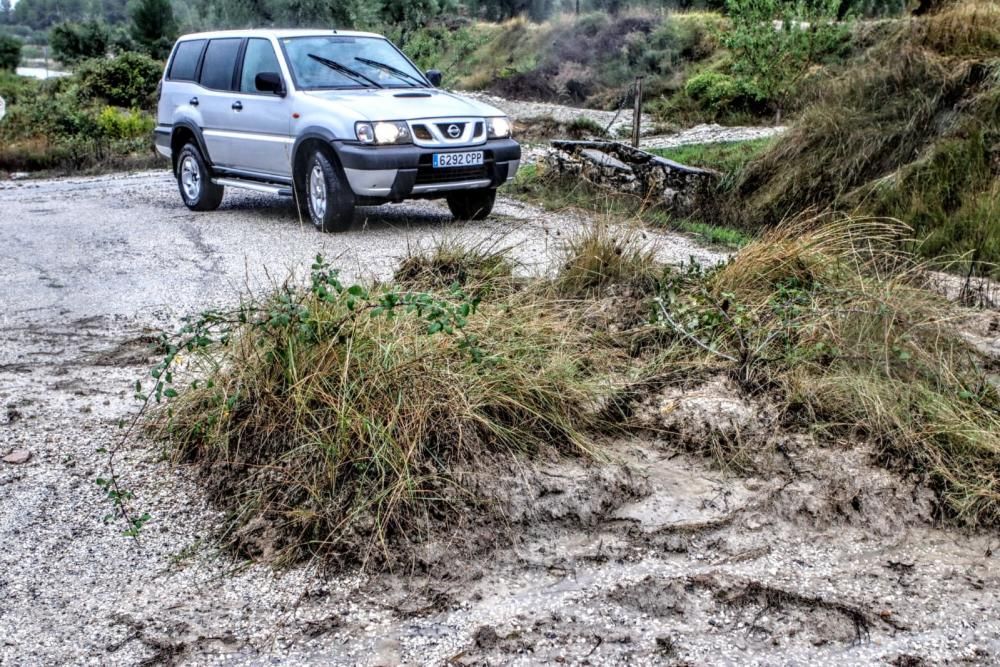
631,77 -> 643,148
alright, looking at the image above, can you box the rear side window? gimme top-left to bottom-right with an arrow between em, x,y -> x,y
168,40 -> 205,81
199,38 -> 242,91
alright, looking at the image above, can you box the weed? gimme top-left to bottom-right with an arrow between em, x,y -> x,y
394,237 -> 518,296
555,223 -> 661,298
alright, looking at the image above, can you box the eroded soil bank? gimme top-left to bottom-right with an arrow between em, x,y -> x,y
1,172 -> 998,666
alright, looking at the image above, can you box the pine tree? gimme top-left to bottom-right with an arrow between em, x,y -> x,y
130,0 -> 177,60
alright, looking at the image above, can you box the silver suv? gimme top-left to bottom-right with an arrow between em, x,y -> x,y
155,29 -> 520,232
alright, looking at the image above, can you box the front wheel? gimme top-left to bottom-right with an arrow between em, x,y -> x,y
446,188 -> 497,221
304,149 -> 355,233
176,143 -> 224,211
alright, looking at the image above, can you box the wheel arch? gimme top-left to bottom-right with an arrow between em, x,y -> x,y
170,122 -> 212,174
292,129 -> 344,189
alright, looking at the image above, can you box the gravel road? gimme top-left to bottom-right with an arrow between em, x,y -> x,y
1,170 -> 997,666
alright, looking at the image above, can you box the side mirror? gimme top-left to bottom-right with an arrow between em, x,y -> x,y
255,72 -> 286,96
425,69 -> 442,87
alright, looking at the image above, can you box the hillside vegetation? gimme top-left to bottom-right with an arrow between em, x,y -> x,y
721,1 -> 1000,274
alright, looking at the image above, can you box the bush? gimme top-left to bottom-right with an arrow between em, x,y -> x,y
685,70 -> 759,112
0,34 -> 21,71
50,21 -> 110,65
0,70 -> 37,105
76,52 -> 163,109
722,0 -> 852,118
96,106 -> 155,140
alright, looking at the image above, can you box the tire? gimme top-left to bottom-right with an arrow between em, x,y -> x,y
303,148 -> 355,233
176,143 -> 224,212
446,188 -> 497,221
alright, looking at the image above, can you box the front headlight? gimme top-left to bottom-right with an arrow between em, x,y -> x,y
487,116 -> 512,139
355,121 -> 411,145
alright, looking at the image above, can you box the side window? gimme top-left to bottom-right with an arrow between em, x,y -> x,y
199,38 -> 242,91
168,40 -> 205,81
240,39 -> 281,93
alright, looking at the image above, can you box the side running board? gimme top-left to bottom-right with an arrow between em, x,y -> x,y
212,177 -> 293,197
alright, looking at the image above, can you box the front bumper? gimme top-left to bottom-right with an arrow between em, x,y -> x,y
334,138 -> 521,199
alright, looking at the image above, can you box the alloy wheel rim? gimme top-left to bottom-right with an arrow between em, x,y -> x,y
309,164 -> 327,219
180,156 -> 201,201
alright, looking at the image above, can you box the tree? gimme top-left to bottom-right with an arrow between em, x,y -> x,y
129,0 -> 176,60
722,0 -> 849,121
50,21 -> 111,64
0,0 -> 12,25
0,34 -> 20,70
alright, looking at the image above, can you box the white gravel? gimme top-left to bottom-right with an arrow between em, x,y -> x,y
463,90 -> 787,149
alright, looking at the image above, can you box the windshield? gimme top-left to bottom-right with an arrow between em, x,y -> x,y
281,36 -> 427,90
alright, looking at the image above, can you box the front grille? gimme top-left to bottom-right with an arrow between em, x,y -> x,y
415,164 -> 488,185
436,122 -> 467,138
412,124 -> 433,141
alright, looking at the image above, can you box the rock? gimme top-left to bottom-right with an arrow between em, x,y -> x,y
3,449 -> 31,464
580,149 -> 632,172
544,140 -> 721,216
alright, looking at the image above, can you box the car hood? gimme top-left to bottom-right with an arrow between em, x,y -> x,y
302,88 -> 504,121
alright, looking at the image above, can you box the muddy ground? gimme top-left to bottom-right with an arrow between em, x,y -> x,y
1,168 -> 998,667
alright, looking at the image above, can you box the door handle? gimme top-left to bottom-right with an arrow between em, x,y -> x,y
189,97 -> 199,107
232,101 -> 243,111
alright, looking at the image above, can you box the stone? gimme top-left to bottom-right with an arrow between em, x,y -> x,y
3,449 -> 31,465
544,140 -> 721,216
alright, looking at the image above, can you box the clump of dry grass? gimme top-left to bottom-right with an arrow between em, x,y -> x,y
394,237 -> 519,295
555,223 -> 662,298
655,215 -> 1000,526
161,274 -> 603,566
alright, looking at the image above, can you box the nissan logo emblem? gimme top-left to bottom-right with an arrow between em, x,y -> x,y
447,124 -> 461,138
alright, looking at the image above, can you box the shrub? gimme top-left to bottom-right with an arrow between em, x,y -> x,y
0,69 -> 37,105
50,21 -> 110,65
96,106 -> 155,140
0,34 -> 21,71
685,70 -> 758,111
76,52 -> 163,109
722,0 -> 852,119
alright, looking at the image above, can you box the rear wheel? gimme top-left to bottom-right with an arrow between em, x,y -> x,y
304,149 -> 355,233
446,188 -> 496,221
176,143 -> 224,211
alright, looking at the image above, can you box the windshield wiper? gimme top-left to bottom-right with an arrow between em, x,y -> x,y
354,57 -> 424,87
307,54 -> 383,88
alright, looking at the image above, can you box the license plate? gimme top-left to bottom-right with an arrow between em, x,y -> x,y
432,151 -> 484,168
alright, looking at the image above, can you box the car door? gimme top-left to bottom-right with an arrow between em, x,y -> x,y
226,38 -> 293,178
196,37 -> 244,168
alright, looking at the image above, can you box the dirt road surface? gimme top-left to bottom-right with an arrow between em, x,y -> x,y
1,171 -> 998,666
